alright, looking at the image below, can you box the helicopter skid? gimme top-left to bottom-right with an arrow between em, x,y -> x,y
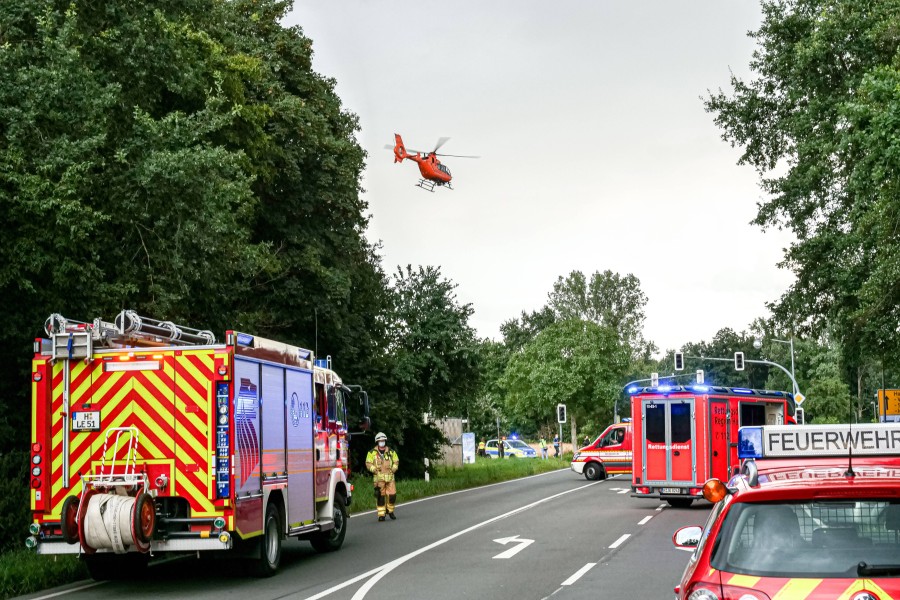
416,179 -> 451,192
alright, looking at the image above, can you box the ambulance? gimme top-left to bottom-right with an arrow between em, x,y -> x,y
673,423 -> 900,600
26,311 -> 369,579
570,421 -> 632,480
629,385 -> 792,507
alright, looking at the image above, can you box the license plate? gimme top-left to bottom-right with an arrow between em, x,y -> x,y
72,411 -> 100,431
661,487 -> 683,494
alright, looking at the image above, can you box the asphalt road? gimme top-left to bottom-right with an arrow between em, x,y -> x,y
20,468 -> 713,600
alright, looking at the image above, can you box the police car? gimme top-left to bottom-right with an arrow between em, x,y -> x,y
673,423 -> 900,600
485,438 -> 538,459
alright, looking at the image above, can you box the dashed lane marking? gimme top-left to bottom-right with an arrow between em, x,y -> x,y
562,563 -> 597,586
609,533 -> 631,549
638,515 -> 653,525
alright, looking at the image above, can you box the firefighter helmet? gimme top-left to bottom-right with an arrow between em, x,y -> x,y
375,432 -> 387,442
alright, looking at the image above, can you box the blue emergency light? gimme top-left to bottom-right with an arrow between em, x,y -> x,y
737,426 -> 764,459
691,385 -> 710,393
627,386 -> 638,394
731,388 -> 754,394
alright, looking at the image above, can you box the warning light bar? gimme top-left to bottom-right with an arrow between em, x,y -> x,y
738,424 -> 900,459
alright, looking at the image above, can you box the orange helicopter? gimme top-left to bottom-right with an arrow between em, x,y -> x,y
387,134 -> 479,191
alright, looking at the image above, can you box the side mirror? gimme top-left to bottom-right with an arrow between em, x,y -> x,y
672,525 -> 703,549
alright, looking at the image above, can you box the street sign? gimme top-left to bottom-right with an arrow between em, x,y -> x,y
879,389 -> 900,420
794,392 -> 805,405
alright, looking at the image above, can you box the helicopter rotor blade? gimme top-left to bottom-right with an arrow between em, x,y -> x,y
432,137 -> 451,153
433,153 -> 480,159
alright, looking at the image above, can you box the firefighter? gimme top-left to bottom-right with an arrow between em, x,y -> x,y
478,438 -> 486,457
366,432 -> 399,521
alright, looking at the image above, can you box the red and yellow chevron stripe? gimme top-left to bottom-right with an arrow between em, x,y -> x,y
41,349 -> 223,521
723,572 -> 899,599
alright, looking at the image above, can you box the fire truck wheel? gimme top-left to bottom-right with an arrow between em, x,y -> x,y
583,463 -> 605,481
254,503 -> 282,577
310,493 -> 347,553
61,495 -> 80,544
132,493 -> 155,544
667,498 -> 694,509
83,553 -> 149,581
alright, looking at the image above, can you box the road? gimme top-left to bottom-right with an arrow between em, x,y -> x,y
20,469 -> 712,600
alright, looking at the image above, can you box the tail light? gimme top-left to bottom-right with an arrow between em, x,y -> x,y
215,382 -> 231,499
686,583 -> 771,600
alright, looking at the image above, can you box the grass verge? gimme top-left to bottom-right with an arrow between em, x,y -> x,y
1,455 -> 570,599
0,550 -> 87,600
349,455 -> 570,513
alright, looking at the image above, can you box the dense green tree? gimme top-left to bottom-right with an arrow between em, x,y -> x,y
705,0 -> 900,375
501,319 -> 629,448
548,270 -> 654,358
499,306 -> 556,351
376,265 -> 480,476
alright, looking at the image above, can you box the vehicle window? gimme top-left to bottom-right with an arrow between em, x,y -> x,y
645,404 -> 666,443
508,440 -> 529,450
695,495 -> 730,562
711,500 -> 900,577
599,428 -> 624,448
670,403 -> 692,443
486,441 -> 497,449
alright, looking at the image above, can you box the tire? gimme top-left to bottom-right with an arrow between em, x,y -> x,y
254,503 -> 282,577
310,493 -> 348,553
84,553 -> 149,581
584,463 -> 605,481
132,493 -> 155,544
667,498 -> 694,509
60,495 -> 80,544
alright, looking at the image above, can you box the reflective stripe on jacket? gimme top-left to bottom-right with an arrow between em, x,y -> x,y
366,448 -> 399,483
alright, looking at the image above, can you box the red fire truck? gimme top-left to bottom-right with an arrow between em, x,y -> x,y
629,384 -> 792,507
26,311 -> 369,578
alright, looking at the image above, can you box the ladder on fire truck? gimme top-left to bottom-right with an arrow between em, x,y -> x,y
44,310 -> 216,357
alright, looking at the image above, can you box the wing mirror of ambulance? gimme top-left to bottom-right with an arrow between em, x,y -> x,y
673,525 -> 703,549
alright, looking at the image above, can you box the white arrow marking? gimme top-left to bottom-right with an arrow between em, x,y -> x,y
609,487 -> 630,494
492,534 -> 535,559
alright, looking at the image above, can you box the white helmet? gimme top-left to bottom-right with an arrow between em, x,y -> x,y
375,432 -> 387,442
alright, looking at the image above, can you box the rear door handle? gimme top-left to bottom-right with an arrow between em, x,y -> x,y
673,450 -> 680,456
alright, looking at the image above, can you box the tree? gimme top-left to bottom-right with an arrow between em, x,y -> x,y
705,0 -> 900,374
501,319 -> 629,449
380,265 -> 480,475
548,270 -> 654,358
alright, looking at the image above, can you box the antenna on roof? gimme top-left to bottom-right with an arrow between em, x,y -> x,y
844,419 -> 856,478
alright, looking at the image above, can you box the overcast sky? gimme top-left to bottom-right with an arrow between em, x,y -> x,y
287,1 -> 795,355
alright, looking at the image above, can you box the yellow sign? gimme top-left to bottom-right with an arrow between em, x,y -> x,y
879,389 -> 900,417
794,393 -> 805,405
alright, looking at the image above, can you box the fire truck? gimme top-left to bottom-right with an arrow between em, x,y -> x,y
26,311 -> 369,578
629,384 -> 792,507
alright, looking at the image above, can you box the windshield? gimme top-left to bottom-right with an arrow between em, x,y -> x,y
711,500 -> 900,577
507,440 -> 530,450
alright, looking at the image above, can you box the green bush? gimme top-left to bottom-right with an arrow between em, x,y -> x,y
0,451 -> 30,554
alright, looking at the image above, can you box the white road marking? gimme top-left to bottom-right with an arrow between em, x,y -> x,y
608,487 -> 630,494
492,535 -> 535,559
638,515 -> 653,525
561,562 -> 596,586
302,480 -> 603,600
608,533 -> 631,549
656,503 -> 666,511
28,582 -> 106,600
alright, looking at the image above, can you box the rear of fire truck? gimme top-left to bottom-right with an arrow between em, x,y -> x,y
26,311 -> 367,579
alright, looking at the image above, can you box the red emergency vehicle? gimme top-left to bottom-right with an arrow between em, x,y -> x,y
673,423 -> 900,600
26,311 -> 369,578
629,385 -> 792,507
570,422 -> 632,480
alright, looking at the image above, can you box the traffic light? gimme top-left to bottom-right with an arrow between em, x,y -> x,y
557,403 -> 567,424
651,372 -> 659,387
674,352 -> 684,371
795,407 -> 805,425
734,352 -> 745,371
696,369 -> 704,384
